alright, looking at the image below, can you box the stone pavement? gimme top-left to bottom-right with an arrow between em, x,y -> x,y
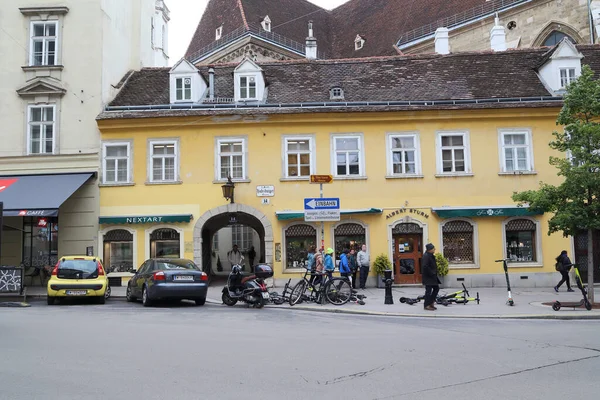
13,283 -> 600,319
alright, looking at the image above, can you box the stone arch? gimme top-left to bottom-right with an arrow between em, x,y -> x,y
193,203 -> 274,273
531,21 -> 584,47
386,216 -> 429,268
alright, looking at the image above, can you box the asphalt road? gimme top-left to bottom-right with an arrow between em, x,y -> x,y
1,299 -> 599,400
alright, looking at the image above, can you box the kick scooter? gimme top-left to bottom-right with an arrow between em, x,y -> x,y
552,264 -> 592,311
495,259 -> 514,306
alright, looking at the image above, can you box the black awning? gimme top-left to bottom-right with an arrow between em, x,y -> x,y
0,173 -> 94,217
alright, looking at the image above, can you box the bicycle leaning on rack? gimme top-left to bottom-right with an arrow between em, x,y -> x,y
288,267 -> 353,306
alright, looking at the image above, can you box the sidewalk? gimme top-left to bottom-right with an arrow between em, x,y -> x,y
14,285 -> 600,319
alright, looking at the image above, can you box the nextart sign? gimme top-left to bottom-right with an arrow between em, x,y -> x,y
99,214 -> 193,225
385,208 -> 430,219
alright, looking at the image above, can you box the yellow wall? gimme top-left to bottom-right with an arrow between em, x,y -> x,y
98,108 -> 570,280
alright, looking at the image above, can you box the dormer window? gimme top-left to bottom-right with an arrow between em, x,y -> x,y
239,76 -> 257,100
215,25 -> 223,40
330,87 -> 344,100
355,35 -> 365,50
559,68 -> 576,88
175,77 -> 192,101
261,15 -> 271,32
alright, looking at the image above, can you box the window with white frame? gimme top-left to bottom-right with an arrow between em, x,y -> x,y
175,77 -> 192,101
284,137 -> 313,178
559,68 -> 576,88
504,218 -> 538,263
239,76 -> 257,100
217,138 -> 245,180
261,16 -> 271,32
232,225 -> 254,251
500,130 -> 533,172
102,142 -> 131,184
388,133 -> 420,175
333,135 -> 363,176
442,220 -> 475,264
28,105 -> 55,155
437,132 -> 470,174
330,87 -> 344,100
30,21 -> 58,66
150,140 -> 178,182
355,35 -> 365,50
215,26 -> 223,40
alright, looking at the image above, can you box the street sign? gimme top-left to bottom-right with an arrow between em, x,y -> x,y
256,185 -> 275,197
310,175 -> 333,184
304,197 -> 340,222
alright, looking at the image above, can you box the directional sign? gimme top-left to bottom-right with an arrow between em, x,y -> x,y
304,197 -> 340,222
310,175 -> 333,184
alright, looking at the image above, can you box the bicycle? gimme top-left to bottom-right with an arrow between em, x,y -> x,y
289,268 -> 352,306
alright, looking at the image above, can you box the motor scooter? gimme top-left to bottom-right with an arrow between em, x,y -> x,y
222,258 -> 273,308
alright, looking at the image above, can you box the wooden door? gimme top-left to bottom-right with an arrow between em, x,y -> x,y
393,235 -> 422,284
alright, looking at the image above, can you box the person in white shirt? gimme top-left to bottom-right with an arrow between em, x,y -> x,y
356,244 -> 370,289
228,244 -> 243,269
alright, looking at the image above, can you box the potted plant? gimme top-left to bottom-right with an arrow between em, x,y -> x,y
435,253 -> 449,286
373,254 -> 392,288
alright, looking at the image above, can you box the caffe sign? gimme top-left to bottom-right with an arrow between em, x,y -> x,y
386,208 -> 430,219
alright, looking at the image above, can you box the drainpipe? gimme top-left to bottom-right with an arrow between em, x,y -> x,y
589,0 -> 596,43
208,68 -> 215,100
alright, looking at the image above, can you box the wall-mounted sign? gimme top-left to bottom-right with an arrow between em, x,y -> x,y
261,198 -> 270,205
99,214 -> 193,224
256,185 -> 275,197
310,175 -> 333,184
86,246 -> 94,256
228,212 -> 238,225
386,208 -> 430,220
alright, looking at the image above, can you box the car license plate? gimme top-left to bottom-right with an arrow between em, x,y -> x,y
261,292 -> 269,299
174,276 -> 194,281
65,290 -> 87,296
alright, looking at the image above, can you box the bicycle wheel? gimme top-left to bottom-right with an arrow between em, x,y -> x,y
324,279 -> 352,305
289,280 -> 308,306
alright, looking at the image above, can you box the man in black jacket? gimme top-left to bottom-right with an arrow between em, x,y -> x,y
422,243 -> 440,311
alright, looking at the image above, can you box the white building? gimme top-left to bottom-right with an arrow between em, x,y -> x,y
0,0 -> 169,281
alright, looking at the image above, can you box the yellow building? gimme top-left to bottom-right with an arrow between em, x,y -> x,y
96,41 -> 597,287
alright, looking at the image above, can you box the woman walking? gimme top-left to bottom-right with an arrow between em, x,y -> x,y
554,250 -> 574,292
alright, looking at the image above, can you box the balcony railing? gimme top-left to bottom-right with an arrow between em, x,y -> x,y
397,0 -> 531,46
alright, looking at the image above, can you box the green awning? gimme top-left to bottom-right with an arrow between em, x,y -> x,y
275,208 -> 383,221
99,214 -> 193,225
432,206 -> 542,218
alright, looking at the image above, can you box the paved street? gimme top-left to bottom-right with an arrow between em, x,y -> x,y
1,300 -> 599,400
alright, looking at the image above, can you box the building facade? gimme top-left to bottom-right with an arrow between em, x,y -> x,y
0,0 -> 170,282
96,39 -> 599,287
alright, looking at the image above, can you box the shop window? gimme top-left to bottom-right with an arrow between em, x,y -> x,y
22,217 -> 58,268
504,218 -> 537,263
150,228 -> 180,258
442,220 -> 475,264
334,223 -> 366,262
284,224 -> 316,269
103,229 -> 134,274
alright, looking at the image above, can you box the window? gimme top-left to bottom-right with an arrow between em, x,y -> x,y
437,132 -> 470,174
543,31 -> 575,47
499,130 -> 533,172
333,135 -> 364,177
103,229 -> 134,274
504,218 -> 538,263
217,138 -> 246,180
334,223 -> 366,263
330,87 -> 344,100
559,68 -> 576,88
239,76 -> 257,100
261,16 -> 271,32
102,142 -> 131,184
30,21 -> 58,66
442,220 -> 475,265
215,26 -> 223,40
149,140 -> 178,182
28,105 -> 55,155
232,225 -> 254,251
22,216 -> 58,269
150,228 -> 180,258
175,77 -> 192,101
387,133 -> 421,175
355,34 -> 365,50
284,137 -> 313,178
284,224 -> 317,269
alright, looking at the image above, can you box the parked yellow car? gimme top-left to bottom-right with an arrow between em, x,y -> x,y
47,256 -> 108,305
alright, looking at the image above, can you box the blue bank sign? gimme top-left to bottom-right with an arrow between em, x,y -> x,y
304,198 -> 340,221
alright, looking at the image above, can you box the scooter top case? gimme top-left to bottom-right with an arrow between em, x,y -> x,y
254,264 -> 273,279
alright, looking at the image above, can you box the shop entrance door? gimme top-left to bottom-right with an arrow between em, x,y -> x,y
393,234 -> 422,284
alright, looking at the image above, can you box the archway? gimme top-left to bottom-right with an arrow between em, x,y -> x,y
193,204 -> 273,278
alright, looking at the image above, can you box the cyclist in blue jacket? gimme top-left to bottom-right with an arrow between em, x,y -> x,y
324,248 -> 335,281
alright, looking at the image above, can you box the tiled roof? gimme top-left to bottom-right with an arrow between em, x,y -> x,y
104,45 -> 600,118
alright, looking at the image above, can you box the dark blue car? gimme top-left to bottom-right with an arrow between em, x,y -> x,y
126,258 -> 208,307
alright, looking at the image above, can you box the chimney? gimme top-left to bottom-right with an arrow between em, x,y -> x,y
208,67 -> 215,100
490,15 -> 507,51
434,27 -> 449,55
306,20 -> 317,60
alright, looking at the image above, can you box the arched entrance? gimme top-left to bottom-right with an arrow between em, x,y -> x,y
193,204 -> 273,277
387,217 -> 429,285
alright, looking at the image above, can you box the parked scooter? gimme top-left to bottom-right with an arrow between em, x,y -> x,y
222,258 -> 273,308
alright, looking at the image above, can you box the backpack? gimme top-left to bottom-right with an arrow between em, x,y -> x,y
555,262 -> 561,271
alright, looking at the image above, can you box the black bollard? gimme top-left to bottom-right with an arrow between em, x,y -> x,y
384,269 -> 394,304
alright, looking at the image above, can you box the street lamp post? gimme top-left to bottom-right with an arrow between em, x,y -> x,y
221,176 -> 235,204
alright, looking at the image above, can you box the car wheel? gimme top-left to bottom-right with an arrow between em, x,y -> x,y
142,286 -> 152,307
96,295 -> 106,305
195,297 -> 206,306
126,285 -> 137,302
47,296 -> 55,305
